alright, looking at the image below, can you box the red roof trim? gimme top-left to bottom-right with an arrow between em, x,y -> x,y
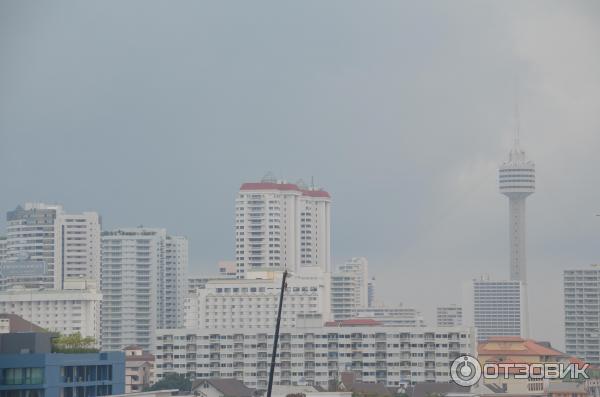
240,182 -> 331,198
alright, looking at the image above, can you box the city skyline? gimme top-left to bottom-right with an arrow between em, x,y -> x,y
2,1 -> 600,352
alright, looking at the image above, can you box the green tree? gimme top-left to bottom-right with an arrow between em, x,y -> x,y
148,373 -> 192,392
52,332 -> 99,353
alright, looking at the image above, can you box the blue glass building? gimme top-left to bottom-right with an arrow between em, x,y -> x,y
0,333 -> 125,397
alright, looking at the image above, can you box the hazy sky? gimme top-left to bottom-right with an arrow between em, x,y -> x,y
1,1 -> 599,349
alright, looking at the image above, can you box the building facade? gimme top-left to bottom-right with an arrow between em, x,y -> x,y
564,266 -> 600,365
153,325 -> 475,389
331,258 -> 369,320
0,333 -> 124,397
353,306 -> 424,327
101,228 -> 188,351
53,211 -> 101,289
4,203 -> 101,290
123,345 -> 155,393
436,305 -> 463,327
185,269 -> 331,330
235,175 -> 331,277
463,277 -> 525,342
0,280 -> 101,340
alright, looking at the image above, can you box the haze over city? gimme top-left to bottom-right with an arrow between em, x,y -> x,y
2,0 -> 600,353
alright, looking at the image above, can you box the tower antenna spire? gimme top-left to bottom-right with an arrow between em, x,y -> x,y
514,79 -> 520,149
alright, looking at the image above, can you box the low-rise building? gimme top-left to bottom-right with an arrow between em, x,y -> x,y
353,305 -> 424,327
0,332 -> 125,397
185,269 -> 331,330
191,378 -> 255,397
474,336 -> 588,397
124,345 -> 155,393
0,280 -> 101,341
154,325 -> 475,389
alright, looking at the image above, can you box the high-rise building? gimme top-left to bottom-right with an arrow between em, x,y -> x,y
436,304 -> 463,327
5,203 -> 63,288
235,174 -> 331,277
564,266 -> 600,365
101,228 -> 188,351
184,268 -> 331,329
54,211 -> 101,288
162,235 -> 188,329
4,203 -> 101,290
367,277 -> 375,307
0,236 -> 7,262
463,276 -> 526,342
155,324 -> 475,388
331,257 -> 369,320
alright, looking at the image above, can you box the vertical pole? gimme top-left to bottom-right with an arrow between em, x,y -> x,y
267,269 -> 287,397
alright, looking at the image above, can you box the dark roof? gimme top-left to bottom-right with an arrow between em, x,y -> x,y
349,382 -> 392,397
408,383 -> 471,397
192,378 -> 255,397
340,373 -> 392,397
0,314 -> 45,332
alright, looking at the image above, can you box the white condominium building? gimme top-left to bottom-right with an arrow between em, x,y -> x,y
154,325 -> 475,389
436,305 -> 463,327
235,174 -> 331,278
162,235 -> 188,330
564,266 -> 600,365
5,203 -> 101,290
185,268 -> 331,329
54,211 -> 101,288
101,228 -> 188,351
463,276 -> 525,342
0,236 -> 7,262
0,279 -> 101,341
331,258 -> 369,320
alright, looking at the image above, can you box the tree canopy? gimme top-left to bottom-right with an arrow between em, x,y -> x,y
52,332 -> 98,353
148,373 -> 192,392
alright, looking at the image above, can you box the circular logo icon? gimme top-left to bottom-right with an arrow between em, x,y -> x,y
450,355 -> 482,386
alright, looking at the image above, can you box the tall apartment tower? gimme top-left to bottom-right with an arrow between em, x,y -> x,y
564,266 -> 600,365
5,203 -> 101,289
54,211 -> 101,289
235,174 -> 331,277
463,276 -> 526,342
331,257 -> 370,320
499,135 -> 535,283
101,228 -> 188,351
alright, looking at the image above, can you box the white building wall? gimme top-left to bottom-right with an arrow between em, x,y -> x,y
564,266 -> 600,365
0,282 -> 101,340
4,203 -> 102,290
5,203 -> 63,289
436,305 -> 463,327
185,269 -> 331,329
463,277 -> 524,342
235,178 -> 331,278
154,325 -> 475,389
331,258 -> 369,320
101,228 -> 188,350
54,211 -> 101,289
101,228 -> 162,351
